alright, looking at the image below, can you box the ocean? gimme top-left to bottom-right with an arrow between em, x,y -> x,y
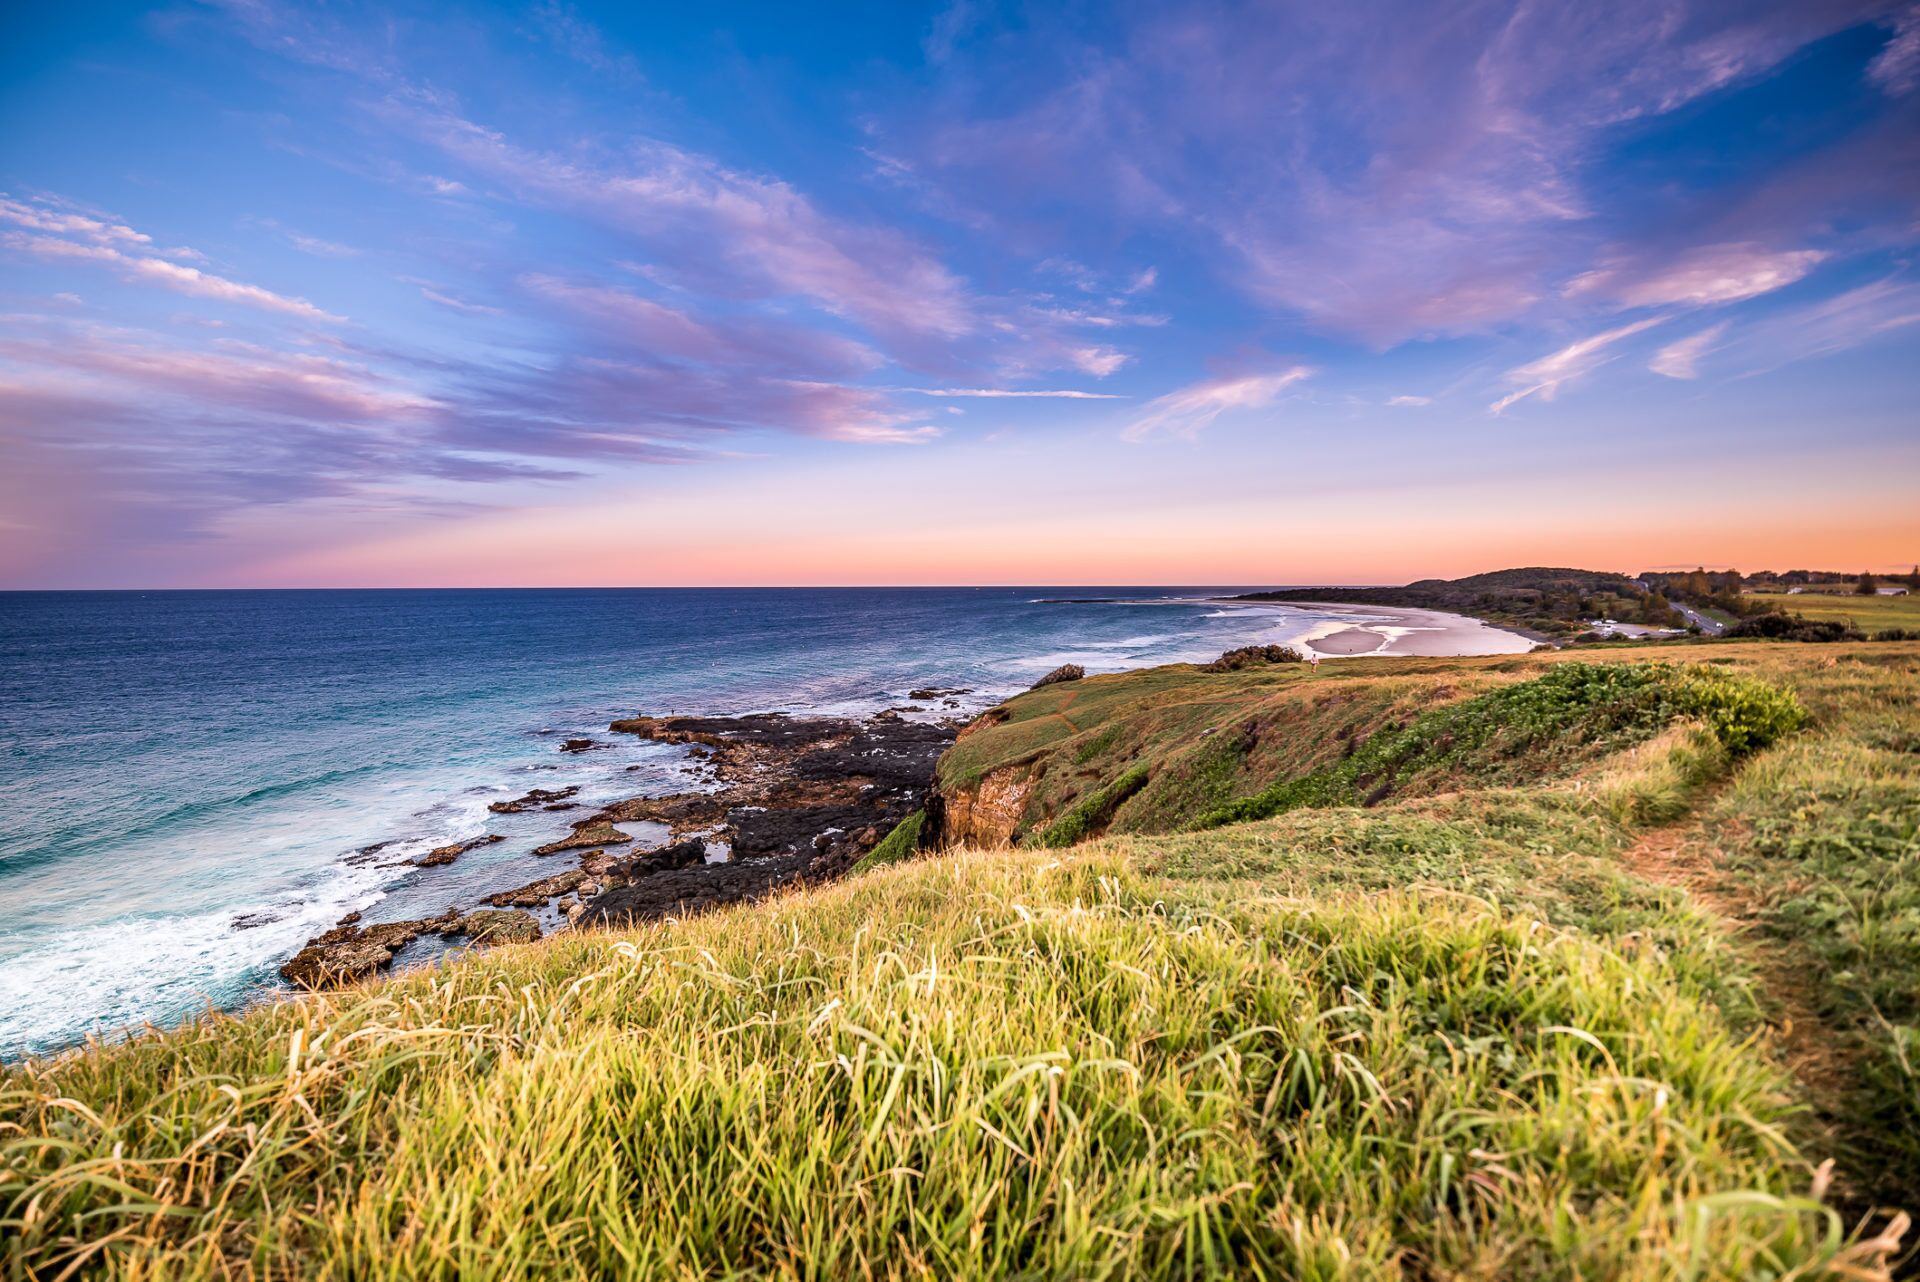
0,586 -> 1359,1060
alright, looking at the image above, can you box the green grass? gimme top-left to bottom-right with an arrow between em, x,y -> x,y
1189,662 -> 1740,829
5,640 -> 1919,1279
1029,762 -> 1149,847
1700,650 -> 1920,1206
0,848 -> 1889,1280
1758,592 -> 1920,633
851,809 -> 927,872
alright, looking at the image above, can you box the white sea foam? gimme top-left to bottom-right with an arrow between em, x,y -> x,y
0,857 -> 388,1060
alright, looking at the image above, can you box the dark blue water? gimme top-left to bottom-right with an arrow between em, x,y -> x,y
0,587 -> 1335,1058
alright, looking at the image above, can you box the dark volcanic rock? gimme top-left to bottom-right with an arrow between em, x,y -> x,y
415,833 -> 504,866
457,908 -> 540,945
280,910 -> 462,988
632,837 -> 708,871
578,851 -> 815,928
574,708 -> 960,925
489,785 -> 580,814
534,818 -> 633,855
281,700 -> 965,984
559,738 -> 600,754
486,868 -> 588,907
602,792 -> 729,833
907,686 -> 972,700
610,712 -> 853,752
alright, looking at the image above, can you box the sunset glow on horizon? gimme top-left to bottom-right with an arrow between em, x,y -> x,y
3,1 -> 1917,588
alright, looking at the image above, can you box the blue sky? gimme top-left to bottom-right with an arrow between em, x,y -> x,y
1,0 -> 1916,587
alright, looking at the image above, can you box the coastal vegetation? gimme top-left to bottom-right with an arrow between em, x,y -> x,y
4,639 -> 1918,1277
1239,566 -> 1678,639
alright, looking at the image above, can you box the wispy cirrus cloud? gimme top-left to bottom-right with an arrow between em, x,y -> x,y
1869,4 -> 1920,95
1650,322 -> 1732,379
415,285 -> 504,317
392,106 -> 979,347
1491,318 -> 1666,413
888,2 -> 1898,344
1122,368 -> 1312,441
522,275 -> 880,377
1568,243 -> 1827,309
0,195 -> 156,249
897,386 -> 1124,399
3,195 -> 344,322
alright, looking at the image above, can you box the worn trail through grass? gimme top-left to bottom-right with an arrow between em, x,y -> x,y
1617,801 -> 1873,1210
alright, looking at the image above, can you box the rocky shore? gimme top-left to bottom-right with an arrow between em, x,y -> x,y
280,707 -> 958,988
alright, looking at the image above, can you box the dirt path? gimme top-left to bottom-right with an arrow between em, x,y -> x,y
1615,808 -> 1900,1243
1618,818 -> 1858,1108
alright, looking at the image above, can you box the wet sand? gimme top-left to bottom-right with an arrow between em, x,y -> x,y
1206,599 -> 1539,658
1311,627 -> 1389,655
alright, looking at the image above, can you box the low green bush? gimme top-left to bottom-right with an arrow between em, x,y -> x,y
852,809 -> 926,872
1031,764 -> 1150,848
1194,664 -> 1804,830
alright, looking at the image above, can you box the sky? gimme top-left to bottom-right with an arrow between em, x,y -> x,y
0,0 -> 1916,588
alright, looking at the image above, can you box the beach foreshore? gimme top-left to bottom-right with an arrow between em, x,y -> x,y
1201,598 -> 1541,658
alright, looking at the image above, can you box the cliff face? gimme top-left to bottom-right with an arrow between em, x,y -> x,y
933,760 -> 1033,847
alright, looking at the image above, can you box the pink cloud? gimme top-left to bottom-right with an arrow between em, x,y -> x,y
1568,242 -> 1827,308
0,195 -> 153,248
1869,5 -> 1920,95
1650,322 -> 1732,379
0,330 -> 432,420
889,2 -> 1889,344
4,231 -> 343,322
395,107 -> 977,344
1491,317 -> 1666,413
523,275 -> 881,377
897,387 -> 1123,399
1122,368 -> 1312,441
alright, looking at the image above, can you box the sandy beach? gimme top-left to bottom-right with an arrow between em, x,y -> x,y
1207,598 -> 1539,658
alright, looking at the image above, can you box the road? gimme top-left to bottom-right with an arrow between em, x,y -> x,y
1671,602 -> 1726,635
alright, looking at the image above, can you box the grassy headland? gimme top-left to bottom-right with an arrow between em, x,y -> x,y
1237,566 -> 1677,640
4,640 -> 1918,1278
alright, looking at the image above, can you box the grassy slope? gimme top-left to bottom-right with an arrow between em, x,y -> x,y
939,646 -> 1794,845
4,642 -> 1918,1279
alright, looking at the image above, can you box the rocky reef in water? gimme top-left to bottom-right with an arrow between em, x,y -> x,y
279,708 -> 958,989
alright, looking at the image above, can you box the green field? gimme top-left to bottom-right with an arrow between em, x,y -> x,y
4,641 -> 1918,1279
1761,591 -> 1920,632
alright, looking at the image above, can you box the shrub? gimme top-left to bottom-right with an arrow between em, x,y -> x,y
1726,613 -> 1866,643
1201,645 -> 1304,672
1031,664 -> 1084,689
1672,668 -> 1808,756
852,810 -> 926,872
1198,644 -> 1305,675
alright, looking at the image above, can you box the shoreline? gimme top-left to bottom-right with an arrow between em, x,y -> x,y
278,705 -> 965,989
6,591 -> 1541,1057
299,597 -> 1537,981
1198,597 -> 1541,658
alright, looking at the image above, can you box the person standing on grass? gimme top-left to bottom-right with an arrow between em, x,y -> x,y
1309,652 -> 1320,673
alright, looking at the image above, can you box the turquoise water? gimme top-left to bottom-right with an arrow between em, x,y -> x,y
0,587 -> 1334,1059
